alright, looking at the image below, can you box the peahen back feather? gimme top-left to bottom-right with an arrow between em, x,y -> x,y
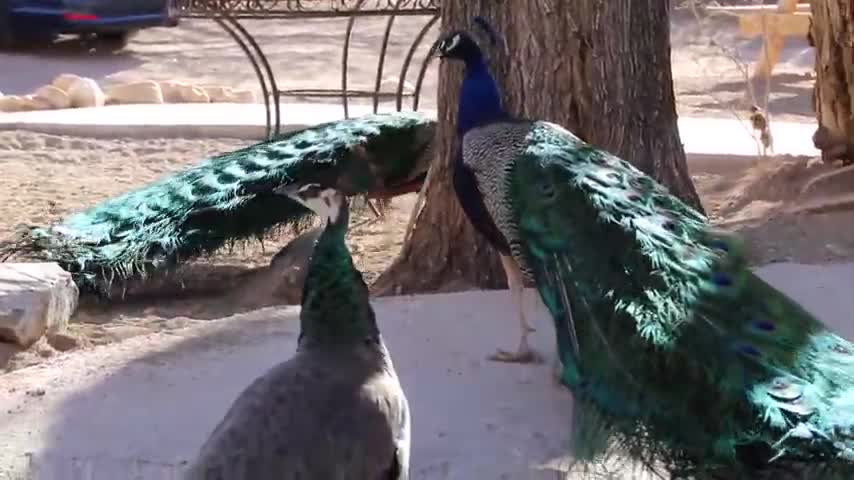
4,112 -> 435,293
465,119 -> 854,477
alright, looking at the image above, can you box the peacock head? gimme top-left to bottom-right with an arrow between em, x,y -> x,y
431,16 -> 500,65
431,30 -> 484,64
278,183 -> 346,225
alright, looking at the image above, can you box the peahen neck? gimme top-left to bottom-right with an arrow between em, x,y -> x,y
298,202 -> 379,349
456,56 -> 508,136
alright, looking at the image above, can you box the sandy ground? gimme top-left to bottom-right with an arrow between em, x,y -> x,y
0,291 -> 574,480
0,10 -> 815,121
0,266 -> 851,479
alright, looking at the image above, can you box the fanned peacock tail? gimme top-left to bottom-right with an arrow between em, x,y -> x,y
1,112 -> 435,294
498,121 -> 854,478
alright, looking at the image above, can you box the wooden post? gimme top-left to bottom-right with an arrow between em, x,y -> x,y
752,0 -> 801,79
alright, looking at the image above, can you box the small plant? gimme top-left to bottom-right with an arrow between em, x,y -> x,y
685,0 -> 777,161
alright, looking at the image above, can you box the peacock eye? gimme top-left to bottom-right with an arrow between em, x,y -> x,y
538,181 -> 556,200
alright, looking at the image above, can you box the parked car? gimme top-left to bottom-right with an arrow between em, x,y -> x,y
0,0 -> 179,49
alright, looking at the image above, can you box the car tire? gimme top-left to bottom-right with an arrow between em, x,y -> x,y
98,30 -> 134,50
164,0 -> 180,27
0,0 -> 15,50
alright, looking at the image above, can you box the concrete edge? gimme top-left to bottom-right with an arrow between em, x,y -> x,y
0,121 -> 312,141
0,121 -> 811,166
0,106 -> 819,163
0,104 -> 441,140
685,152 -> 816,171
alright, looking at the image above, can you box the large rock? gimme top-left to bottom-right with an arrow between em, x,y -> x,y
268,227 -> 323,304
0,95 -> 51,112
33,85 -> 71,109
202,85 -> 234,103
68,77 -> 106,108
236,227 -> 322,306
104,80 -> 164,105
0,95 -> 37,112
160,81 -> 210,103
0,263 -> 79,349
51,73 -> 85,93
0,95 -> 23,112
226,89 -> 256,104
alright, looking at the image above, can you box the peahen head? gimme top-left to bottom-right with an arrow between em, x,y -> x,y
278,183 -> 378,348
431,27 -> 507,135
279,183 -> 347,227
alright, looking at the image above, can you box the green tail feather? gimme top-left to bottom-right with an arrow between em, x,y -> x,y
3,112 -> 435,294
508,121 -> 854,477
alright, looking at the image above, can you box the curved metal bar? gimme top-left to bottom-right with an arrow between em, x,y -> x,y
279,88 -> 414,98
395,13 -> 438,111
177,0 -> 440,18
182,0 -> 441,123
214,17 -> 273,139
224,16 -> 282,137
340,0 -> 369,119
371,0 -> 405,113
411,12 -> 439,112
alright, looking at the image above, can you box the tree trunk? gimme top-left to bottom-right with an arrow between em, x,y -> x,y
374,0 -> 702,295
810,0 -> 854,164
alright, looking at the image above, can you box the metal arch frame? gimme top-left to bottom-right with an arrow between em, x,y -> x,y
212,15 -> 282,139
175,0 -> 441,138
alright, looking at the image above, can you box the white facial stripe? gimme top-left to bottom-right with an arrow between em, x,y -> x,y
444,33 -> 461,53
301,188 -> 341,223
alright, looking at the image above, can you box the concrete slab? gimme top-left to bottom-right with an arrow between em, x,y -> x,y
0,263 -> 78,348
0,103 -> 819,159
678,116 -> 819,157
0,261 -> 852,479
0,103 -> 435,140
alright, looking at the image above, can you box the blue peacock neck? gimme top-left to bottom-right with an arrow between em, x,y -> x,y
456,56 -> 508,136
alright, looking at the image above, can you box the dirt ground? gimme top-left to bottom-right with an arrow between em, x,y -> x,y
1,11 -> 852,372
1,9 -> 816,121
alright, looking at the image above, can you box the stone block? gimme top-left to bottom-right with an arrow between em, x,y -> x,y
0,263 -> 79,349
51,73 -> 85,93
33,85 -> 71,110
104,81 -> 164,105
68,77 -> 106,108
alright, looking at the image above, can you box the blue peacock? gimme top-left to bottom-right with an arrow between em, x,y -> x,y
1,112 -> 435,294
431,20 -> 854,478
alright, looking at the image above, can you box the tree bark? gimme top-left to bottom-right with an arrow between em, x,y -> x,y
810,0 -> 854,164
374,0 -> 702,295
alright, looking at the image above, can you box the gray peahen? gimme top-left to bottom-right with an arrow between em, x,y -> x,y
184,183 -> 410,480
431,23 -> 854,479
1,112 -> 435,294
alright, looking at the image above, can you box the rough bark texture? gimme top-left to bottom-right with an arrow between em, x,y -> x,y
810,0 -> 854,164
374,0 -> 702,295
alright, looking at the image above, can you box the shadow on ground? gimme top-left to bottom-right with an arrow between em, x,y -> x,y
0,35 -> 146,95
20,290 -> 573,479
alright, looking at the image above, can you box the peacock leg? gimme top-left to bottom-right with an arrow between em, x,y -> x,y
488,255 -> 543,364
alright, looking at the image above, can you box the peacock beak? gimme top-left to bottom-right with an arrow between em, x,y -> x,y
427,39 -> 445,60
